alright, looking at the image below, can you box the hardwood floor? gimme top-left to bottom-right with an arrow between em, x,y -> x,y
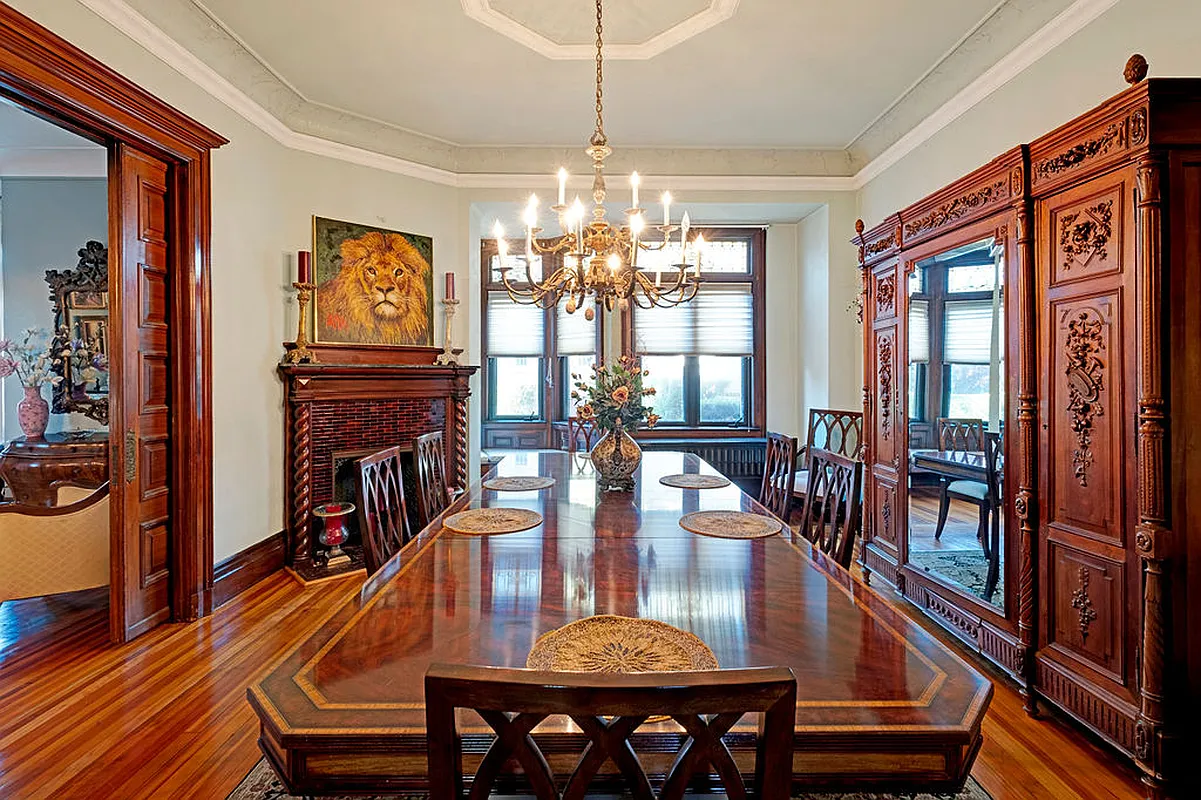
0,570 -> 1145,799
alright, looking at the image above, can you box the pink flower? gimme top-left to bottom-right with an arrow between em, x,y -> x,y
0,356 -> 16,379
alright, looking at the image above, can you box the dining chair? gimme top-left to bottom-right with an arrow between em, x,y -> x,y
564,416 -> 598,454
413,431 -> 451,531
356,446 -> 411,577
425,663 -> 796,800
933,417 -> 986,541
792,408 -> 864,506
796,448 -> 864,569
759,432 -> 798,521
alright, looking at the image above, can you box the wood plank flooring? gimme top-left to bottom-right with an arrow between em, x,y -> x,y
0,570 -> 1146,799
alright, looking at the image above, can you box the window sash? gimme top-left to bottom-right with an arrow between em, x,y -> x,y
556,302 -> 596,356
486,290 -> 544,357
910,298 -> 929,364
944,298 -> 996,364
632,283 -> 753,356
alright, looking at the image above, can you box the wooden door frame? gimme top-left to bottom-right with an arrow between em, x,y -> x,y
0,4 -> 227,638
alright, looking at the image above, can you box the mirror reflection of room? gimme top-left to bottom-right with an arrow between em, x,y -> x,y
907,238 -> 1005,608
0,98 -> 111,616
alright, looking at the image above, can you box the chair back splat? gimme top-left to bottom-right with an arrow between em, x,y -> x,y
356,446 -> 411,576
759,432 -> 798,521
796,448 -> 864,569
425,664 -> 797,800
413,430 -> 451,530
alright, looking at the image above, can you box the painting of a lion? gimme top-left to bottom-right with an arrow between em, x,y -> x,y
314,218 -> 433,346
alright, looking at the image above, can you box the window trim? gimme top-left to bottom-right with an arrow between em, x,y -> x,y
622,227 -> 767,438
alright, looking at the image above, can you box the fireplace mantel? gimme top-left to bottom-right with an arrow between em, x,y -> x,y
279,356 -> 477,579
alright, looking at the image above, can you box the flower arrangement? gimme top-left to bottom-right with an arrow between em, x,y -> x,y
0,328 -> 63,389
571,355 -> 660,432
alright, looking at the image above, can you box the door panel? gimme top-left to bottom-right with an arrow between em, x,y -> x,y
1036,166 -> 1138,701
111,144 -> 172,641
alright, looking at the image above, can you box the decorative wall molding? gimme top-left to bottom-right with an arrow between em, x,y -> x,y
75,0 -> 1126,192
459,0 -> 740,61
1063,309 -> 1106,487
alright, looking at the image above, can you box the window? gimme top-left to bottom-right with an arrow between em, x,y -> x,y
628,229 -> 764,430
908,297 -> 929,421
944,298 -> 1002,420
482,241 -> 601,423
485,290 -> 545,420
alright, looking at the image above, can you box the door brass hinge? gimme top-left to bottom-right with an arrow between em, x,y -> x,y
125,430 -> 137,484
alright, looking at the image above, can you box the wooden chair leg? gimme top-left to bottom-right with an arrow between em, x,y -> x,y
934,479 -> 951,540
984,503 -> 1002,601
975,502 -> 990,559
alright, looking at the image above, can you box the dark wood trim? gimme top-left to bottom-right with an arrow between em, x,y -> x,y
0,3 -> 226,640
213,532 -> 287,608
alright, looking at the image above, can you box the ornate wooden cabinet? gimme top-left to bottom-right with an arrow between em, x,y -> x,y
857,59 -> 1200,799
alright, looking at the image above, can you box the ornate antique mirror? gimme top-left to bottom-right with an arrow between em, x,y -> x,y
904,234 -> 1008,611
45,240 -> 109,426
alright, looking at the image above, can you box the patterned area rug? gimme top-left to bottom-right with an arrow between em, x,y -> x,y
229,758 -> 993,799
908,549 -> 1004,602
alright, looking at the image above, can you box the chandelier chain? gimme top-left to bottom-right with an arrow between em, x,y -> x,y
594,0 -> 604,139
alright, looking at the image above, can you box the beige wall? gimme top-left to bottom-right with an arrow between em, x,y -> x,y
858,0 -> 1201,223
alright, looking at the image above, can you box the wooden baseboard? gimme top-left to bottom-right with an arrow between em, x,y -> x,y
213,531 -> 287,608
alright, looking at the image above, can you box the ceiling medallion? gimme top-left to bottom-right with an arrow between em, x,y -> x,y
492,0 -> 702,320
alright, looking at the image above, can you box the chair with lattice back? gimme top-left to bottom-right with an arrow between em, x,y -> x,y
793,408 -> 864,505
759,432 -> 798,521
932,417 -> 986,541
564,416 -> 598,454
356,447 -> 410,577
796,448 -> 864,569
413,431 -> 451,531
425,663 -> 797,800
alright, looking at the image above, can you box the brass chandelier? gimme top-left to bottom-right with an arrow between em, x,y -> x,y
493,0 -> 703,321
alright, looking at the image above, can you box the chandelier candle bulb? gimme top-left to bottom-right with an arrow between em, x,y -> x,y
557,168 -> 568,206
681,211 -> 691,251
662,192 -> 672,226
694,234 -> 705,273
631,171 -> 640,209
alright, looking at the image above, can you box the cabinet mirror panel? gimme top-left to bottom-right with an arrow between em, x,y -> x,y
906,237 -> 1005,610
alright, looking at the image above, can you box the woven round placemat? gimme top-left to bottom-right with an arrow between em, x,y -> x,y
482,475 -> 556,491
527,615 -> 718,674
658,473 -> 731,490
678,510 -> 782,539
443,507 -> 543,535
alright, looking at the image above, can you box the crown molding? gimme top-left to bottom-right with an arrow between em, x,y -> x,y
459,0 -> 740,61
77,0 -> 1124,193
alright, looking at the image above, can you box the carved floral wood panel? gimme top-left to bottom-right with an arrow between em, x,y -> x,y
1052,188 -> 1123,284
1050,542 -> 1123,681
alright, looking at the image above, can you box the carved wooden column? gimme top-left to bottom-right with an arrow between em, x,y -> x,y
290,399 -> 314,570
1133,153 -> 1169,798
1011,157 -> 1039,715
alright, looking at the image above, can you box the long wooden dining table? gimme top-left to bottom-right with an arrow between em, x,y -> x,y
249,450 -> 992,796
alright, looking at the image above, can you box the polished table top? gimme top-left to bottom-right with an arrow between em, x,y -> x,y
250,451 -> 992,794
911,448 -> 1003,482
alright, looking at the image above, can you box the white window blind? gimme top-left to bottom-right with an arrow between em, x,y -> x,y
909,298 -> 929,363
944,299 -> 995,364
634,283 -> 753,356
486,291 -> 544,356
556,302 -> 596,356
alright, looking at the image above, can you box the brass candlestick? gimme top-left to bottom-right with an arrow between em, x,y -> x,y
284,281 -> 318,364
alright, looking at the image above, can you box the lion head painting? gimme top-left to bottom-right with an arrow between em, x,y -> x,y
314,219 -> 433,346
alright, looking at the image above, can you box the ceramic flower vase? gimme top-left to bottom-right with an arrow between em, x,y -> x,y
590,420 -> 641,492
17,385 -> 49,440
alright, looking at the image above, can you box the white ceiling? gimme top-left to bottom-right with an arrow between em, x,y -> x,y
191,0 -> 1037,150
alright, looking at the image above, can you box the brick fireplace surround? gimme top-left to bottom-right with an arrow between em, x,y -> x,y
279,344 -> 477,581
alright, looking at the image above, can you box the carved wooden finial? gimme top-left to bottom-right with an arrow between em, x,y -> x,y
1125,54 -> 1149,85
855,218 -> 865,235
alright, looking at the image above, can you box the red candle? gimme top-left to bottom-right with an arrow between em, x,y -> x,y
298,251 -> 312,284
445,272 -> 456,300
